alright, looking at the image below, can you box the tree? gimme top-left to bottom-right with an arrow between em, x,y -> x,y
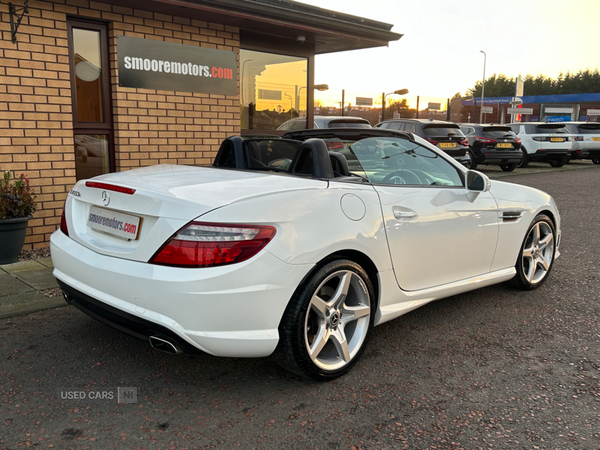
465,69 -> 600,97
385,98 -> 410,118
468,74 -> 514,97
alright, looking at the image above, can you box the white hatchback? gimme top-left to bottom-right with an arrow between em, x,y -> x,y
508,122 -> 572,168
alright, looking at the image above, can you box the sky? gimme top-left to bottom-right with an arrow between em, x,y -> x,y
297,0 -> 600,108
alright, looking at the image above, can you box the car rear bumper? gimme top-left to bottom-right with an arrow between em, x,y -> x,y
479,150 -> 522,164
583,148 -> 600,159
50,230 -> 311,358
527,149 -> 570,161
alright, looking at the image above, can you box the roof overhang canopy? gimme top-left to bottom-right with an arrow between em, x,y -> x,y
99,0 -> 402,54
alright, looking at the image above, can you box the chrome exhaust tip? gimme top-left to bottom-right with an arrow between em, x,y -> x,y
149,336 -> 182,355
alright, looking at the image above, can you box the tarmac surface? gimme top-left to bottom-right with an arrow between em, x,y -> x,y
1,160 -> 599,449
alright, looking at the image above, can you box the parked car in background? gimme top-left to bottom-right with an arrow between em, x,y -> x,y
374,119 -> 471,166
458,124 -> 523,172
507,122 -> 572,168
277,116 -> 371,131
562,122 -> 600,164
51,128 -> 561,381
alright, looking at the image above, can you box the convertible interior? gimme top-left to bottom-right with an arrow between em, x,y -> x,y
212,134 -> 462,186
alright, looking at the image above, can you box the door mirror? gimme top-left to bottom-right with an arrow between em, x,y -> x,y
466,170 -> 491,202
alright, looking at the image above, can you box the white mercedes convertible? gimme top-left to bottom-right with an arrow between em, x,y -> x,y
50,129 -> 560,380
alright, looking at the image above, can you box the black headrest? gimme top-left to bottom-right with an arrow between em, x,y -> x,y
245,141 -> 266,168
329,152 -> 349,176
289,139 -> 335,179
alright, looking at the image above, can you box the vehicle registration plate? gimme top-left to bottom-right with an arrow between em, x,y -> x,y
496,143 -> 512,148
593,138 -> 600,141
88,206 -> 141,240
440,142 -> 456,148
550,137 -> 563,142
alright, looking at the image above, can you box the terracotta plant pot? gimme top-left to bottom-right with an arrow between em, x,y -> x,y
0,216 -> 31,264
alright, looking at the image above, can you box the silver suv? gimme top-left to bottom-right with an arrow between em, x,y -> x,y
507,122 -> 572,168
563,122 -> 600,164
277,116 -> 371,131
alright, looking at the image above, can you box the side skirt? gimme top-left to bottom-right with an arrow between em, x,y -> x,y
374,267 -> 516,326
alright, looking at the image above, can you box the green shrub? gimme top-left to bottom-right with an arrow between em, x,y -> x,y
0,171 -> 37,220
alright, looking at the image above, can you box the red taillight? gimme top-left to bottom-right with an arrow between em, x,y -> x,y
150,222 -> 276,268
459,138 -> 469,146
60,207 -> 69,236
514,138 -> 522,144
425,139 -> 439,146
325,141 -> 344,150
85,181 -> 136,195
474,136 -> 495,143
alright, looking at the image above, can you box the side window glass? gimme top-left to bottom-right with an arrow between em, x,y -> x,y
388,122 -> 403,131
404,123 -> 416,133
292,119 -> 308,131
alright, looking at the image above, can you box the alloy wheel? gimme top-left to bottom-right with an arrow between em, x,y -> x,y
521,221 -> 555,285
304,270 -> 371,371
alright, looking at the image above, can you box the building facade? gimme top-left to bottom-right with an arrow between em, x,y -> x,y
0,0 -> 400,248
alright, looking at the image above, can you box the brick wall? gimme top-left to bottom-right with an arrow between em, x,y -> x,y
0,0 -> 240,249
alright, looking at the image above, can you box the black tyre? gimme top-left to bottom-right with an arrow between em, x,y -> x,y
517,150 -> 529,168
500,163 -> 518,172
467,150 -> 477,170
548,158 -> 567,168
592,158 -> 600,165
508,214 -> 556,290
272,259 -> 375,381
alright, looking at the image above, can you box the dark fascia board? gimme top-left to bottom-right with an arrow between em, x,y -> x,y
150,0 -> 402,53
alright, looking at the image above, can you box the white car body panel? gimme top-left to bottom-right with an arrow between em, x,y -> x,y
51,230 -> 310,357
375,185 -> 499,291
65,165 -> 327,262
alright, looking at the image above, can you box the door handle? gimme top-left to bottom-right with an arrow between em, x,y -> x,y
393,207 -> 418,220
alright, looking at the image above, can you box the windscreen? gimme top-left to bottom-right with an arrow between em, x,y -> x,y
423,126 -> 465,137
536,124 -> 569,134
578,124 -> 600,134
327,120 -> 371,128
323,137 -> 463,187
482,127 -> 514,138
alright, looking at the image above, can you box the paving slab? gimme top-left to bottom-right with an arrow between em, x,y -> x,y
0,260 -> 58,290
38,257 -> 54,269
0,271 -> 34,296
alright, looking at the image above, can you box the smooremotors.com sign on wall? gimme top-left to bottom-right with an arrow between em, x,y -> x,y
117,36 -> 237,96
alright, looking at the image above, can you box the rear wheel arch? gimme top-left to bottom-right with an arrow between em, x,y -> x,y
288,250 -> 380,315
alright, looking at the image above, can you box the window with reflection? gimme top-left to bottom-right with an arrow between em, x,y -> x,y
68,20 -> 113,180
73,28 -> 104,123
240,49 -> 307,130
74,134 -> 110,180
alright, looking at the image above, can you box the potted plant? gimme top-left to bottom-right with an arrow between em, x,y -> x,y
0,171 -> 37,264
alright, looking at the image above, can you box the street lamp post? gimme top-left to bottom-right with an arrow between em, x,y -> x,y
382,89 -> 409,121
479,50 -> 486,124
284,93 -> 293,119
296,84 -> 328,112
296,84 -> 329,128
